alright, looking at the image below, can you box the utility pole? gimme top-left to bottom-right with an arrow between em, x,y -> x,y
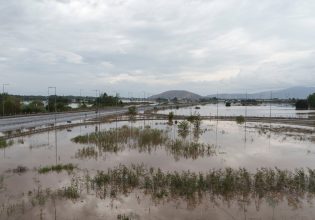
2,84 -> 9,117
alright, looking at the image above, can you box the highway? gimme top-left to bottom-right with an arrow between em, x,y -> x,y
0,107 -> 128,133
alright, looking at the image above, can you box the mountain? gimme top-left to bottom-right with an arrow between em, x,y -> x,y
149,90 -> 202,100
206,86 -> 315,99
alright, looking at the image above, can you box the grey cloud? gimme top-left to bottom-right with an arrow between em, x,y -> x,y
0,0 -> 315,96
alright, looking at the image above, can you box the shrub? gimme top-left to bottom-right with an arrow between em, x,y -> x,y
236,115 -> 245,124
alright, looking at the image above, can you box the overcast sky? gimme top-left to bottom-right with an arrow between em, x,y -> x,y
0,0 -> 315,97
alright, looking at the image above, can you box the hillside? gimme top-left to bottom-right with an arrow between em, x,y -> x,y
206,86 -> 315,99
149,90 -> 202,100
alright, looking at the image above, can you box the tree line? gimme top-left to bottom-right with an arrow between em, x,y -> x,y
295,93 -> 315,110
0,92 -> 122,116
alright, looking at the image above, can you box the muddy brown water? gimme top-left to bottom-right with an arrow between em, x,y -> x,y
1,120 -> 315,219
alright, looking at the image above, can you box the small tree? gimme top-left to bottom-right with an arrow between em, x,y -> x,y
168,111 -> 174,123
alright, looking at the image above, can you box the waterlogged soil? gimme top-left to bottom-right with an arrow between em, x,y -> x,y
1,120 -> 315,219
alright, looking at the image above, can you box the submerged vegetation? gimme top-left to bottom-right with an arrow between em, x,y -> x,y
44,164 -> 315,209
75,146 -> 98,159
72,126 -> 218,160
38,164 -> 76,174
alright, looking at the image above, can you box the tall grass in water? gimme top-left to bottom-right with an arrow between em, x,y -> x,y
72,125 -> 168,151
88,165 -> 315,208
72,126 -> 218,160
75,146 -> 98,159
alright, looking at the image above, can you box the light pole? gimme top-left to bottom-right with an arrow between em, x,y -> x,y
48,87 -> 57,125
2,84 -> 9,117
92,89 -> 99,115
142,91 -> 146,127
80,89 -> 83,105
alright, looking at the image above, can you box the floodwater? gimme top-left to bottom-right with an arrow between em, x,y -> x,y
158,103 -> 315,118
1,119 -> 315,219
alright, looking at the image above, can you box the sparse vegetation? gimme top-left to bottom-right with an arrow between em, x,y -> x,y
38,164 -> 76,174
128,106 -> 137,115
186,114 -> 201,129
75,147 -> 98,159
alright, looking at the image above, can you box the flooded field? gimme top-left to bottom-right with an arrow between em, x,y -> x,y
1,119 -> 315,219
158,103 -> 315,118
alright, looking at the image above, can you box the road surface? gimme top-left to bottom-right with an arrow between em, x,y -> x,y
0,108 -> 128,133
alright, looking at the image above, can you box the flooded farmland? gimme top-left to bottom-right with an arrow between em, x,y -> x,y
1,118 -> 315,219
158,103 -> 315,118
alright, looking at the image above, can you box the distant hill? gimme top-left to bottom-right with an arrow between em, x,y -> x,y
206,86 -> 315,99
149,90 -> 202,100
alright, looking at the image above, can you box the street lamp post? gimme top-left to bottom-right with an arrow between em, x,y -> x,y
2,84 -> 9,117
48,87 -> 57,125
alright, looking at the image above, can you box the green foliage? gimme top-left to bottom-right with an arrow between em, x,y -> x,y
62,185 -> 80,199
307,93 -> 315,109
0,94 -> 22,116
236,115 -> 245,124
0,139 -> 14,149
38,164 -> 76,174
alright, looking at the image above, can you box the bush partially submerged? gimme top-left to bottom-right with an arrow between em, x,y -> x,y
0,139 -> 14,149
236,115 -> 245,124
